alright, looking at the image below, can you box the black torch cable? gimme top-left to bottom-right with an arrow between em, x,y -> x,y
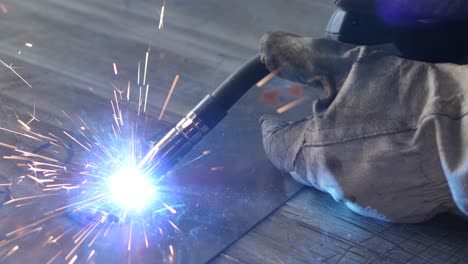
189,54 -> 270,129
212,54 -> 270,112
146,54 -> 270,177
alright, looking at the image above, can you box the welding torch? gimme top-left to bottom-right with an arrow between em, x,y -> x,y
139,55 -> 270,177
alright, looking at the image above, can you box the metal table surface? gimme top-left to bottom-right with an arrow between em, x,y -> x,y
0,0 -> 335,263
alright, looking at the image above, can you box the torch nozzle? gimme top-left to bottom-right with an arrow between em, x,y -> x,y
139,108 -> 213,177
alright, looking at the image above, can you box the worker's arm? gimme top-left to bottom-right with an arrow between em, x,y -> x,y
260,32 -> 468,223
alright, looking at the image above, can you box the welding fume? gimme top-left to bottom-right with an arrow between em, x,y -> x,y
144,0 -> 468,223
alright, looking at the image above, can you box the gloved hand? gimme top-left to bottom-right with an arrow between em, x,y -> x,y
260,32 -> 468,223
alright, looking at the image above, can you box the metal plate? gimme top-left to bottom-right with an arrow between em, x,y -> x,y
0,0 -> 333,263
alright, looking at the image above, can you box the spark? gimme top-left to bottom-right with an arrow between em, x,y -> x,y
32,161 -> 65,169
4,245 -> 18,258
4,193 -> 57,206
138,86 -> 143,116
159,74 -> 179,120
168,220 -> 182,233
51,227 -> 75,244
63,131 -> 91,152
68,255 -> 78,264
211,166 -> 224,172
0,127 -> 39,141
87,249 -> 95,261
50,193 -> 107,214
17,118 -> 31,131
0,59 -> 32,88
73,217 -> 99,243
0,36 -> 185,262
276,96 -> 309,114
144,84 -> 149,113
158,0 -> 166,30
127,81 -> 131,101
44,183 -> 72,188
27,100 -> 39,125
256,66 -> 283,88
25,43 -> 33,48
88,223 -> 106,247
113,62 -> 118,75
103,222 -> 114,237
65,218 -> 101,260
172,149 -> 209,170
142,220 -> 149,248
0,227 -> 42,249
26,174 -> 54,185
143,48 -> 150,86
114,90 -> 123,126
6,214 -> 53,237
0,142 -> 16,149
128,219 -> 133,251
73,219 -> 102,252
46,251 -> 63,264
163,203 -> 177,214
137,61 -> 141,85
169,244 -> 174,255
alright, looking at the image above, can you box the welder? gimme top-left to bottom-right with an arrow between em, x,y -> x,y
147,0 -> 468,223
260,0 -> 468,223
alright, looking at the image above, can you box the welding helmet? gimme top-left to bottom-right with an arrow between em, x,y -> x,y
326,8 -> 468,64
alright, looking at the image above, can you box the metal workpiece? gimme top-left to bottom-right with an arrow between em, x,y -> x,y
0,1 -> 321,263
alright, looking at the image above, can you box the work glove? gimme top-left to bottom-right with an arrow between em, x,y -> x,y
260,32 -> 468,223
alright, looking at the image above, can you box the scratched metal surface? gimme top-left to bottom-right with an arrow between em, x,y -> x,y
0,0 -> 335,263
213,188 -> 468,264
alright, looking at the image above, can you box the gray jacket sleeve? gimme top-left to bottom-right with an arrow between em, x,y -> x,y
260,32 -> 468,223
